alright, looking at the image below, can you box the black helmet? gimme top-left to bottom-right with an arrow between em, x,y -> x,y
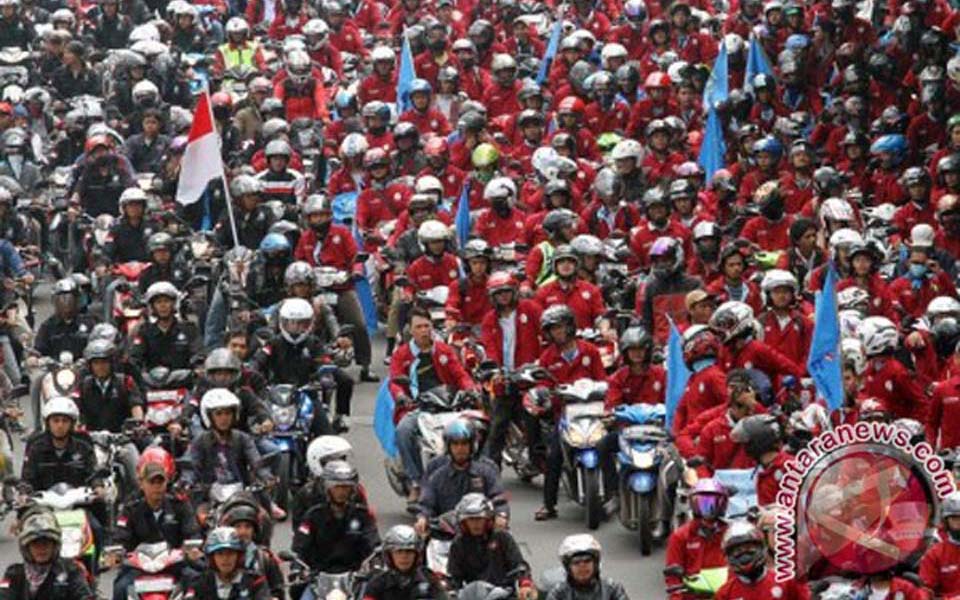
813,166 -> 845,195
731,414 -> 781,461
542,208 -> 576,238
619,327 -> 653,363
540,304 -> 576,337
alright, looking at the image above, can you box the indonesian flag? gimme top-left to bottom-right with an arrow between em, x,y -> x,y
176,91 -> 224,205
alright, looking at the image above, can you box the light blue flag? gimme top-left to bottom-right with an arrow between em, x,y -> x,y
807,264 -> 844,412
665,319 -> 690,432
332,191 -> 358,226
702,41 -> 729,110
537,19 -> 563,85
697,108 -> 726,181
455,180 -> 471,248
744,35 -> 774,94
373,379 -> 398,457
355,276 -> 379,336
396,33 -> 417,113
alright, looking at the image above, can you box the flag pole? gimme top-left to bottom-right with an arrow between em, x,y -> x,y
203,84 -> 240,249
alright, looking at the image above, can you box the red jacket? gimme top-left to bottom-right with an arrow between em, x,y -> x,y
479,300 -> 543,368
705,279 -> 763,315
740,215 -> 794,251
474,207 -> 527,247
756,450 -> 791,507
326,167 -> 361,197
604,365 -> 666,411
758,310 -> 812,370
389,339 -> 475,422
274,71 -> 329,121
863,356 -> 928,422
837,275 -> 895,319
292,224 -> 361,286
888,271 -> 958,319
445,276 -> 491,326
715,571 -> 810,600
538,340 -> 606,388
927,376 -> 960,450
664,520 -> 728,600
893,201 -> 936,237
580,201 -> 641,240
630,220 -> 692,269
328,22 -> 366,57
533,279 -> 606,330
697,412 -> 756,473
413,51 -> 459,87
267,11 -> 308,39
481,80 -> 522,119
719,339 -> 804,382
406,253 -> 460,293
920,538 -> 960,598
673,364 -> 728,440
356,184 -> 408,239
418,165 -> 466,204
399,107 -> 451,137
358,73 -> 397,105
583,99 -> 631,136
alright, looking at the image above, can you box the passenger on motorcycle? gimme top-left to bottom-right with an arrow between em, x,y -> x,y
255,139 -> 306,206
191,347 -> 273,437
524,208 -> 579,291
534,244 -> 605,330
181,527 -> 270,600
0,509 -> 96,600
105,187 -> 157,264
730,414 -> 790,506
695,369 -> 764,474
361,525 -> 447,600
73,136 -> 135,219
138,232 -> 187,294
446,239 -> 493,329
858,316 -> 928,422
218,175 -> 275,251
636,236 -> 702,345
920,491 -> 960,597
293,194 -> 375,382
416,419 -> 507,531
546,534 -> 629,600
534,305 -> 605,521
110,458 -> 203,600
390,307 -> 477,506
129,282 -> 202,371
714,521 -> 809,599
292,460 -> 379,583
221,503 -> 285,600
710,300 -> 803,384
447,493 -> 534,595
33,277 -> 99,360
664,479 -> 729,600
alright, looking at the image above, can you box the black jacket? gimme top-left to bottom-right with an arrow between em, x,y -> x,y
417,457 -> 508,519
0,18 -> 31,49
22,431 -> 97,492
75,156 -> 134,217
215,205 -> 275,251
182,569 -> 269,600
182,429 -> 270,488
77,373 -> 143,433
545,577 -> 629,600
362,569 -> 448,600
51,66 -> 101,100
34,314 -> 99,359
129,319 -> 202,371
251,334 -> 331,387
137,262 -> 188,295
123,132 -> 169,173
292,500 -> 380,572
448,529 -> 529,589
0,559 -> 95,600
105,216 -> 158,263
113,493 -> 201,552
91,13 -> 132,49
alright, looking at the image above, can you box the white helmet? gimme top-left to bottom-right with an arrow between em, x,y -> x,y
760,269 -> 798,295
371,45 -> 395,63
600,43 -> 628,68
558,534 -> 602,566
418,219 -> 450,244
949,54 -> 960,86
723,33 -> 745,55
303,18 -> 330,37
841,337 -> 866,375
483,177 -> 517,202
414,175 -> 444,197
610,138 -> 644,162
340,133 -> 368,159
928,296 -> 960,322
532,147 -> 561,180
692,220 -> 719,241
858,316 -> 899,357
200,388 -> 241,429
839,309 -> 863,340
819,197 -> 854,229
225,17 -> 249,36
306,435 -> 353,477
118,187 -> 148,211
41,396 -> 79,423
837,286 -> 870,313
175,2 -> 197,17
145,281 -> 179,305
287,50 -> 311,83
709,300 -> 756,343
491,53 -> 517,73
828,227 -> 863,251
132,79 -> 159,102
129,22 -> 160,43
278,297 -> 314,345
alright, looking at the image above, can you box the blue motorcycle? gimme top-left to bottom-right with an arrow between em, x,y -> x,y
614,403 -> 675,555
557,379 -> 609,530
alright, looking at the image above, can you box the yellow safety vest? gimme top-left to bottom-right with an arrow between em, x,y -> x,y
535,241 -> 556,287
219,42 -> 258,70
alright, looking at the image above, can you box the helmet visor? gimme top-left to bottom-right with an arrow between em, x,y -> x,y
691,492 -> 726,519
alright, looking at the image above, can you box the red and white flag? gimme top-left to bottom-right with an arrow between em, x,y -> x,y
176,91 -> 224,205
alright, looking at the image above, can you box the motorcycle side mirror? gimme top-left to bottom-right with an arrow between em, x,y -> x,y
662,566 -> 684,578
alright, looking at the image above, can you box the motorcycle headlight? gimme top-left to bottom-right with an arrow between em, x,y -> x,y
632,448 -> 655,470
585,423 -> 605,446
273,405 -> 297,428
55,370 -> 76,390
563,424 -> 584,446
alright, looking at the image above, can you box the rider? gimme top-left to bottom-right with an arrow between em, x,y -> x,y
547,535 -> 629,600
730,414 -> 790,506
138,232 -> 187,294
217,175 -> 275,251
664,479 -> 729,600
636,236 -> 702,344
180,527 -> 270,600
534,305 -> 605,521
389,307 -> 476,506
0,510 -> 95,600
129,282 -> 202,371
415,419 -> 508,532
33,277 -> 99,359
710,301 -> 803,385
105,187 -> 157,264
447,493 -> 534,595
292,460 -> 380,580
361,525 -> 447,600
534,244 -> 605,330
920,491 -> 960,597
714,520 -> 808,599
446,239 -> 493,329
220,503 -> 285,600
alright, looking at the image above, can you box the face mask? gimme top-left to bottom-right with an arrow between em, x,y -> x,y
760,197 -> 784,220
428,39 -> 445,52
909,263 -> 927,279
691,357 -> 715,372
492,198 -> 510,217
949,528 -> 960,543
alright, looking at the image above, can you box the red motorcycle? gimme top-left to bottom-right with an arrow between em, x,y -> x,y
113,541 -> 189,600
141,367 -> 193,456
110,261 -> 151,335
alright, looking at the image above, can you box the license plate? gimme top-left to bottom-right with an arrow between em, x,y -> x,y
320,292 -> 338,305
134,576 -> 175,593
147,390 -> 180,402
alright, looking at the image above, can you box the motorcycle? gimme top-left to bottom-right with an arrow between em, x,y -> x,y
415,286 -> 450,335
281,550 -> 360,600
556,379 -> 608,530
26,481 -> 101,578
425,510 -> 458,583
179,231 -> 218,332
384,384 -> 488,498
614,403 -> 678,555
34,350 -> 83,430
141,367 -> 193,456
263,381 -> 326,511
663,565 -> 729,598
88,430 -> 134,509
111,541 -> 188,600
108,261 -> 151,334
315,266 -> 350,310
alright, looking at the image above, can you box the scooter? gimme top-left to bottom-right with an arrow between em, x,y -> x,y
263,382 -> 321,511
113,541 -> 187,600
141,367 -> 193,456
614,403 -> 675,555
281,550 -> 359,600
34,350 -> 83,430
28,482 -> 101,578
108,261 -> 151,334
556,379 -> 608,530
425,510 -> 458,584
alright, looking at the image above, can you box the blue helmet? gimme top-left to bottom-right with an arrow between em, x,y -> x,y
442,419 -> 475,450
259,232 -> 292,257
785,34 -> 809,50
753,135 -> 783,158
410,78 -> 432,96
870,134 -> 907,164
334,89 -> 356,110
204,527 -> 243,555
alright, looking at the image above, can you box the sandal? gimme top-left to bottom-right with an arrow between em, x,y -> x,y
534,506 -> 558,521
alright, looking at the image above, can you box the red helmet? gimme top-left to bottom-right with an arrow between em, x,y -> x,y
137,446 -> 175,480
211,91 -> 233,109
682,325 -> 720,368
557,96 -> 585,116
644,71 -> 672,89
424,136 -> 449,157
486,271 -> 518,297
84,134 -> 114,155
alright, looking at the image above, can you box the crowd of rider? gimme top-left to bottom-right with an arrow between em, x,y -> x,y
1,0 -> 960,596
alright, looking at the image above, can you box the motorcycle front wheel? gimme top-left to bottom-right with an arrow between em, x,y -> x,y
637,494 -> 654,556
583,467 -> 603,530
275,452 -> 291,512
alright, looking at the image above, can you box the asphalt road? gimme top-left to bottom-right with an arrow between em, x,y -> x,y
3,290 -> 667,598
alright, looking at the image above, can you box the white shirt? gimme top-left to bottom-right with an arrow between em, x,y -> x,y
499,311 -> 517,370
